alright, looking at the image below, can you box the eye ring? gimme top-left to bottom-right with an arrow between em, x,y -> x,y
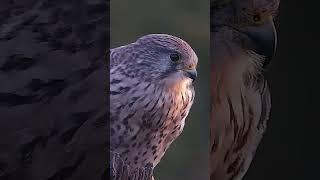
170,52 -> 181,62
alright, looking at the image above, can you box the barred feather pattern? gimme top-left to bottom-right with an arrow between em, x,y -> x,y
210,56 -> 271,179
210,0 -> 278,178
210,33 -> 272,180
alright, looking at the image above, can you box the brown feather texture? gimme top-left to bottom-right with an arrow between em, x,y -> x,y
210,0 -> 279,179
110,34 -> 198,175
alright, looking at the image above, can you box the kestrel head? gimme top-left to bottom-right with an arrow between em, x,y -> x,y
126,34 -> 198,85
212,0 -> 279,68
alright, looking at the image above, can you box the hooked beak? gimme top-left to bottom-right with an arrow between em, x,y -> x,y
183,69 -> 197,82
241,19 -> 277,67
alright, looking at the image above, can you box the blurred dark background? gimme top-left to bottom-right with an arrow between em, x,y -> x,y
0,0 -> 107,179
245,1 -> 319,179
111,0 -> 210,180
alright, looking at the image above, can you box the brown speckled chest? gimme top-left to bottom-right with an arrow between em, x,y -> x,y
110,79 -> 194,172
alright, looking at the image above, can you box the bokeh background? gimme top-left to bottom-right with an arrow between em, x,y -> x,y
111,1 -> 210,179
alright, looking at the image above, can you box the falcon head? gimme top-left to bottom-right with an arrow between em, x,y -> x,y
126,34 -> 198,86
212,0 -> 279,68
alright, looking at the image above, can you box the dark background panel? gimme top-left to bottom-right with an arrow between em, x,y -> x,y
0,0 -> 108,179
245,1 -> 319,179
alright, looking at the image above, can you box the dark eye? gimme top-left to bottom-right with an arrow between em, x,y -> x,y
253,14 -> 261,22
170,53 -> 181,62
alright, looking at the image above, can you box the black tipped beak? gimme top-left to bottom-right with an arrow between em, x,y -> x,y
242,20 -> 277,67
184,69 -> 197,82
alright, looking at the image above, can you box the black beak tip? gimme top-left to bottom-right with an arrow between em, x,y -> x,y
263,43 -> 277,67
256,41 -> 276,66
184,70 -> 197,82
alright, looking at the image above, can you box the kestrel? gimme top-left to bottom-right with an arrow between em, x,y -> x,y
210,0 -> 279,179
110,34 -> 198,175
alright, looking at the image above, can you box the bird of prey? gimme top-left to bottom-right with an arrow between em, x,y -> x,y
210,0 -> 279,179
110,34 -> 198,176
0,0 -> 108,179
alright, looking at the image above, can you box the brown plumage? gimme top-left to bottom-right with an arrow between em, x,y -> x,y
110,34 -> 198,175
210,0 -> 279,179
